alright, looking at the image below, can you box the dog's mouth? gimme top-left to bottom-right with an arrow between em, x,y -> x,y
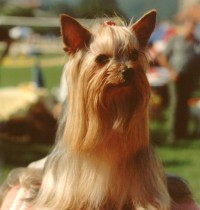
104,79 -> 134,99
114,75 -> 134,89
120,77 -> 133,87
106,74 -> 134,91
106,81 -> 132,92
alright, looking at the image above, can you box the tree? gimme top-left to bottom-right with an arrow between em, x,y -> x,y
0,5 -> 34,16
48,2 -> 76,17
74,0 -> 127,18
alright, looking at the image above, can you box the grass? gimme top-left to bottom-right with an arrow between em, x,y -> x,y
0,54 -> 200,203
0,66 -> 63,90
150,109 -> 200,203
0,53 -> 64,91
156,141 -> 200,203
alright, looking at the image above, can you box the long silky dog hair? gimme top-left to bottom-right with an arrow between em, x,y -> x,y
0,10 -> 171,210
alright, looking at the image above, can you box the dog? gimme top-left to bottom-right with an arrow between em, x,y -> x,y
0,10 -> 176,210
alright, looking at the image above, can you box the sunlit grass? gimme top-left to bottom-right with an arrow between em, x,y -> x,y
0,54 -> 64,91
156,141 -> 200,203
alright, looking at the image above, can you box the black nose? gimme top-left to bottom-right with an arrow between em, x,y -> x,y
121,67 -> 133,83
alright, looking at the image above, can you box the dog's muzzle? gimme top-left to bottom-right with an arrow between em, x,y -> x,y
121,67 -> 134,84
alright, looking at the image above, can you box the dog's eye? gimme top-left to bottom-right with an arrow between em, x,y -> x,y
129,50 -> 139,61
95,54 -> 110,64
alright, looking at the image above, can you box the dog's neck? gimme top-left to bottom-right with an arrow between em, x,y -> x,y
52,114 -> 149,209
91,112 -> 149,164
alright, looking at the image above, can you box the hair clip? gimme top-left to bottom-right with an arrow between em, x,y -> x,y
104,20 -> 116,26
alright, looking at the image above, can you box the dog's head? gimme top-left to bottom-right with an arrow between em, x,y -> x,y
60,11 -> 156,154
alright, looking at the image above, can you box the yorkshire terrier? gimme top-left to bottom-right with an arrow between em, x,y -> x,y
1,10 -> 188,210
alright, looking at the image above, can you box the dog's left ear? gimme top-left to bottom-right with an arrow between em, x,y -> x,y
132,10 -> 156,49
60,14 -> 91,53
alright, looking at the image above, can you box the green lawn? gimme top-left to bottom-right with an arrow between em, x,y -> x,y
156,141 -> 200,203
0,66 -> 63,90
150,110 -> 200,203
0,53 -> 64,91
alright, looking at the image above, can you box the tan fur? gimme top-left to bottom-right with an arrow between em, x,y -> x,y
0,10 -> 170,210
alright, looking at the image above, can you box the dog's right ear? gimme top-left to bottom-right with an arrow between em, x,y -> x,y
60,14 -> 91,53
132,10 -> 156,49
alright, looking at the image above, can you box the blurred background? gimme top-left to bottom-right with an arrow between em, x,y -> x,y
0,0 -> 200,203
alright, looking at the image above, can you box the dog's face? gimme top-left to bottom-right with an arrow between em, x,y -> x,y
60,11 -> 156,153
61,12 -> 156,124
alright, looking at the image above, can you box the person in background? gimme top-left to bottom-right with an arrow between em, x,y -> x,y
158,18 -> 200,141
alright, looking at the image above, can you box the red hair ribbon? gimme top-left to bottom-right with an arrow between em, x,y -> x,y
104,20 -> 116,26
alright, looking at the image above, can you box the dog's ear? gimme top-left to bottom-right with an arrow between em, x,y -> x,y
132,10 -> 156,49
60,14 -> 91,53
